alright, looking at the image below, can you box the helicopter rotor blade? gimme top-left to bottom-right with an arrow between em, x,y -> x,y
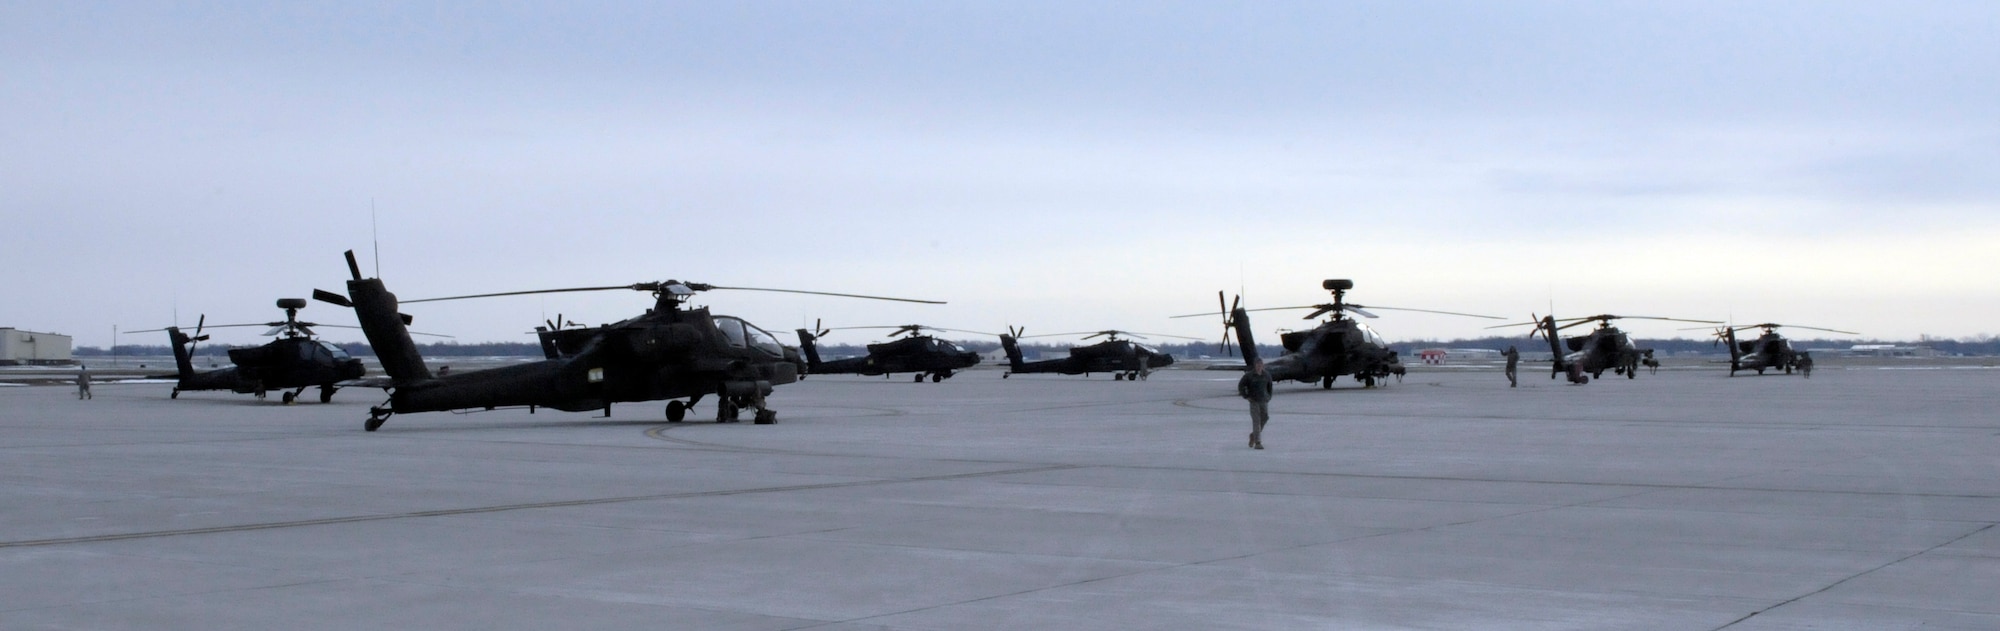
406,283 -> 944,305
1216,291 -> 1234,356
1170,304 -> 1316,319
402,285 -> 650,304
1347,304 -> 1504,319
1116,330 -> 1204,341
1346,306 -> 1380,319
702,285 -> 944,304
312,289 -> 353,308
1739,323 -> 1859,335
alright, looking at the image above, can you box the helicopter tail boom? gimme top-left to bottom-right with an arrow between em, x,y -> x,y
999,334 -> 1027,372
166,327 -> 198,382
345,276 -> 434,384
794,329 -> 824,370
1228,307 -> 1262,369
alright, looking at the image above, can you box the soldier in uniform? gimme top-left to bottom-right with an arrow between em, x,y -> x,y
1503,345 -> 1519,388
1238,359 -> 1273,449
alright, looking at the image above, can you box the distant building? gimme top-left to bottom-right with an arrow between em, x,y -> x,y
1415,348 -> 1501,364
0,328 -> 75,365
1808,344 -> 1943,358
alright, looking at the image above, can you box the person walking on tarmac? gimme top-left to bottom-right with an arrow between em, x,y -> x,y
76,365 -> 92,400
1503,345 -> 1519,388
1238,359 -> 1274,449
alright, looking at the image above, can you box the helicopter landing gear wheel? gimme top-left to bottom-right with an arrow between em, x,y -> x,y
1114,373 -> 1125,381
320,386 -> 336,403
666,400 -> 686,423
1321,376 -> 1333,390
282,391 -> 296,404
170,388 -> 180,399
1756,368 -> 1766,375
365,407 -> 390,431
914,373 -> 924,383
1362,376 -> 1376,388
754,409 -> 776,424
717,399 -> 739,423
930,373 -> 943,383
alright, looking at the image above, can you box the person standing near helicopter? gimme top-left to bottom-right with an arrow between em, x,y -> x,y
1503,345 -> 1519,387
1238,359 -> 1273,449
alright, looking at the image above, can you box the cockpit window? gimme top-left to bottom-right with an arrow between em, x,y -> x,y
714,317 -> 783,357
1355,322 -> 1387,347
743,322 -> 785,357
317,341 -> 351,360
714,317 -> 748,348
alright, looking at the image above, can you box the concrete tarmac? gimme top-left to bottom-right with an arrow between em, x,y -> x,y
2,365 -> 1997,630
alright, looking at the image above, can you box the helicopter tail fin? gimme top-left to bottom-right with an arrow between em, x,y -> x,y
166,327 -> 197,380
336,250 -> 432,384
1228,306 -> 1262,369
999,333 -> 1026,372
795,329 -> 823,370
1528,314 -> 1566,376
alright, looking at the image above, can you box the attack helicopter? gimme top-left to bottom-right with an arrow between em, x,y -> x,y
1180,279 -> 1501,389
1492,313 -> 1720,384
314,250 -> 940,431
1699,323 -> 1856,377
998,328 -> 1195,380
129,298 -> 421,403
794,323 -> 987,382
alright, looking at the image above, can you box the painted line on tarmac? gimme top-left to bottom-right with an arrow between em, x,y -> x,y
0,463 -> 1078,550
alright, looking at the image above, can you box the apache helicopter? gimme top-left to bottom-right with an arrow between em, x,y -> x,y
313,250 -> 939,431
129,298 -> 424,403
1698,323 -> 1857,377
997,328 -> 1195,380
1492,313 -> 1720,384
1181,279 -> 1501,389
794,323 -> 987,382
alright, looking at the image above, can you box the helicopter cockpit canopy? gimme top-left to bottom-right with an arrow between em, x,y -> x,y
1353,321 -> 1387,347
714,316 -> 786,357
317,340 -> 351,360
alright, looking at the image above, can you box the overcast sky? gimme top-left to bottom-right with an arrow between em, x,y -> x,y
6,1 -> 1997,348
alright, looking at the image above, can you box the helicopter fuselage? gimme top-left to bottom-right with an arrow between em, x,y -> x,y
1558,326 -> 1650,379
1727,331 -> 1804,375
1263,318 -> 1404,387
340,270 -> 802,427
166,327 -> 365,399
1000,336 -> 1173,379
798,333 -> 980,381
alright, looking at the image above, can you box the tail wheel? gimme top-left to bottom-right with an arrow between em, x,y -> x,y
171,388 -> 180,399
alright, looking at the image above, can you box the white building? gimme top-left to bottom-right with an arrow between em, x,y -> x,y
0,328 -> 74,365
